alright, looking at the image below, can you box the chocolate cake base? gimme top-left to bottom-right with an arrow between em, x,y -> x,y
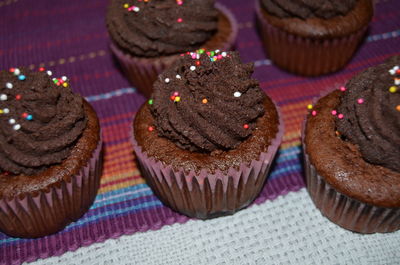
303,90 -> 400,233
0,100 -> 103,238
133,96 -> 283,219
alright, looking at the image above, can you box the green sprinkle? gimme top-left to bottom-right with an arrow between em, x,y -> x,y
148,99 -> 153,105
198,49 -> 205,54
210,51 -> 215,57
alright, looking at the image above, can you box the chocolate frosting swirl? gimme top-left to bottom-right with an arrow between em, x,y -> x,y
150,51 -> 265,153
0,69 -> 87,175
336,56 -> 400,173
106,0 -> 218,57
261,0 -> 357,19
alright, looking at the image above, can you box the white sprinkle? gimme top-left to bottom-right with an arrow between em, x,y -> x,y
234,91 -> 242,98
9,119 -> 15,124
389,69 -> 396,75
13,124 -> 21,131
61,76 -> 67,81
395,79 -> 400,85
5,82 -> 13,89
215,49 -> 220,53
164,78 -> 170,83
47,70 -> 52,76
190,66 -> 196,71
3,108 -> 9,114
221,52 -> 227,57
176,75 -> 181,79
0,94 -> 7,101
14,68 -> 20,75
133,6 -> 140,12
394,66 -> 399,71
196,54 -> 200,59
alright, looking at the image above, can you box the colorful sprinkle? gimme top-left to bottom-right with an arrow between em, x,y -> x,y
13,68 -> 20,75
62,82 -> 69,87
46,70 -> 52,76
8,119 -> 15,124
357,98 -> 364,104
148,99 -> 153,105
15,94 -> 21,100
340,86 -> 346,92
39,67 -> 45,72
5,83 -> 13,89
338,114 -> 344,119
176,0 -> 183,5
26,115 -> 33,121
0,94 -> 7,101
307,104 -> 313,110
190,66 -> 196,71
311,110 -> 317,116
389,86 -> 397,93
233,91 -> 242,98
165,78 -> 170,83
174,96 -> 181,102
243,124 -> 249,129
202,98 -> 208,104
3,108 -> 9,114
22,113 -> 28,118
331,110 -> 337,115
123,3 -> 129,8
18,75 -> 26,81
13,124 -> 21,131
176,74 -> 181,79
395,78 -> 400,85
148,126 -> 154,132
177,18 -> 183,23
396,105 -> 400,112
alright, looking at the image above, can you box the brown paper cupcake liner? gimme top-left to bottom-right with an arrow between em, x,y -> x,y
302,88 -> 400,233
110,3 -> 238,98
255,1 -> 368,76
0,137 -> 103,238
132,108 -> 284,219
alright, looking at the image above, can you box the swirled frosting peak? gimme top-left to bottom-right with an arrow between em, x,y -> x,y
150,50 -> 266,152
107,0 -> 218,57
261,0 -> 357,19
0,68 -> 87,175
336,56 -> 400,173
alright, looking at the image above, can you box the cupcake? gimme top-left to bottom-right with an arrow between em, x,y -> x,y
0,68 -> 103,238
302,56 -> 400,233
255,0 -> 374,76
132,50 -> 283,219
106,0 -> 238,98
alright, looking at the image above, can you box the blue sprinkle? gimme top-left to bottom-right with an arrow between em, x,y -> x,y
18,75 -> 26,81
26,115 -> 33,120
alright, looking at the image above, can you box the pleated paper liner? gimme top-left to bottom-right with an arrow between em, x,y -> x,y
0,137 -> 103,238
132,106 -> 284,220
110,3 -> 238,98
255,0 -> 369,76
302,88 -> 400,233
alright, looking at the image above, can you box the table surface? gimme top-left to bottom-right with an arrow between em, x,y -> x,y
0,0 -> 399,264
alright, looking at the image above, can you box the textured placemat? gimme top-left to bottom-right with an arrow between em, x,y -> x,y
0,0 -> 399,264
29,189 -> 400,265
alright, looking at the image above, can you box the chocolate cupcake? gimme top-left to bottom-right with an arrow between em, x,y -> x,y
106,0 -> 238,98
132,50 -> 283,219
255,0 -> 374,76
0,68 -> 103,238
303,56 -> 400,233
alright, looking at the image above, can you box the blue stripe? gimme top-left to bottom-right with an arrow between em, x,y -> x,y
85,87 -> 136,102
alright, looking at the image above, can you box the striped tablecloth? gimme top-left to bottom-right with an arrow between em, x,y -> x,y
0,0 -> 399,264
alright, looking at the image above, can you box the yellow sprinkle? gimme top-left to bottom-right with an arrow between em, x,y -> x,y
202,98 -> 208,104
307,104 -> 313,110
63,82 -> 68,87
389,86 -> 397,93
396,105 -> 400,112
174,96 -> 181,102
0,110 -> 3,114
123,3 -> 129,8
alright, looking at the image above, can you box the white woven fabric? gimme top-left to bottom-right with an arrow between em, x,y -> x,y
27,189 -> 400,265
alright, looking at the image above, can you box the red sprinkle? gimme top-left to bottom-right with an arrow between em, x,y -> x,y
311,110 -> 317,116
338,114 -> 344,119
22,113 -> 28,118
243,124 -> 249,129
331,110 -> 337,115
148,126 -> 154,132
15,94 -> 22,100
177,18 -> 183,23
9,68 -> 15,73
39,67 -> 45,72
196,61 -> 201,66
